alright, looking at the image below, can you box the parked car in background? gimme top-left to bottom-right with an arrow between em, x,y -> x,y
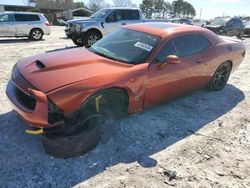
244,21 -> 250,35
54,19 -> 67,26
205,17 -> 245,39
171,18 -> 193,25
65,7 -> 144,46
6,22 -> 245,157
0,12 -> 50,40
192,19 -> 206,27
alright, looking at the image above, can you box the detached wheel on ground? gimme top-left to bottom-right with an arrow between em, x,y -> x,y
208,61 -> 232,91
29,29 -> 43,40
42,115 -> 101,158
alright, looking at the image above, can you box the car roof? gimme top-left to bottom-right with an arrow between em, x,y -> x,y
0,11 -> 43,15
124,22 -> 223,44
125,22 -> 203,36
102,7 -> 140,10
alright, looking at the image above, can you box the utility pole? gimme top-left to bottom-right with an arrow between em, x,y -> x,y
199,8 -> 202,22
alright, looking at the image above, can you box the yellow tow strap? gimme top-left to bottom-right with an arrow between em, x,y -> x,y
25,128 -> 44,135
95,95 -> 102,113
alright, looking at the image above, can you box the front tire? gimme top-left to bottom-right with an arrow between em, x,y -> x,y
208,62 -> 232,91
237,31 -> 244,39
72,38 -> 85,46
84,31 -> 102,46
29,29 -> 43,40
42,115 -> 101,158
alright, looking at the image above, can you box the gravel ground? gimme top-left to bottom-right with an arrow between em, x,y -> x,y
0,26 -> 249,188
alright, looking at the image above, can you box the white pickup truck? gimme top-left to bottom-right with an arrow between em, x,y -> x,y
65,8 -> 158,46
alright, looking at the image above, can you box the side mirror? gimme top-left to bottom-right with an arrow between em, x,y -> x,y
165,55 -> 180,64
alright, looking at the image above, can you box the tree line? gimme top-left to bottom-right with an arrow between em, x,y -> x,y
140,0 -> 196,19
29,0 -> 196,19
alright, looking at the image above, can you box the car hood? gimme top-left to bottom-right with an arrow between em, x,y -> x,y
17,48 -> 131,93
206,25 -> 222,28
67,18 -> 101,24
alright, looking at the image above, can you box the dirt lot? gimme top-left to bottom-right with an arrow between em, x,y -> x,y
0,26 -> 249,188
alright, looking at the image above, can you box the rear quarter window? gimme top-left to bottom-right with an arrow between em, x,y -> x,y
14,14 -> 40,21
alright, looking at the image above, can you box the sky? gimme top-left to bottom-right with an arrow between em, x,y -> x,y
1,0 -> 250,19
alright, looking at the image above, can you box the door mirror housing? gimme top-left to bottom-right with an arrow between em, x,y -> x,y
165,55 -> 180,64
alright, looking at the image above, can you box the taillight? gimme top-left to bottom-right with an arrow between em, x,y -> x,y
44,21 -> 50,26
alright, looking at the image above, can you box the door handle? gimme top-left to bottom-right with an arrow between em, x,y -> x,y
121,23 -> 126,25
196,59 -> 202,64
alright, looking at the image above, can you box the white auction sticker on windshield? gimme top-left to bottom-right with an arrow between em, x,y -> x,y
134,42 -> 153,52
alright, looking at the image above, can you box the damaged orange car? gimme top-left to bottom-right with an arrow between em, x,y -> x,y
6,23 -> 245,157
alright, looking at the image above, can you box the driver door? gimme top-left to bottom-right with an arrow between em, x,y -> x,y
144,34 -> 211,107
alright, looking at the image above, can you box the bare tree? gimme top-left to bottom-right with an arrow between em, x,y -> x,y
88,0 -> 105,12
32,0 -> 75,9
112,0 -> 132,7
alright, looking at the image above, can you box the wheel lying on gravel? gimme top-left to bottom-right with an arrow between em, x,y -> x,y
42,115 -> 101,158
29,29 -> 43,40
208,61 -> 232,91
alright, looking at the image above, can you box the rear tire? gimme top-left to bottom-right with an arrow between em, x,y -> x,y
42,115 -> 101,158
29,29 -> 43,40
208,62 -> 232,91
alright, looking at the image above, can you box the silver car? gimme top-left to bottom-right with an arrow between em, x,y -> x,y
0,12 -> 51,40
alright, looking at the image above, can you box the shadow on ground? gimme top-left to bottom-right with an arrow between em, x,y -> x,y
0,84 -> 245,187
0,38 -> 45,44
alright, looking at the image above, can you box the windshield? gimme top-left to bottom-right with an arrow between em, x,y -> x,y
91,9 -> 111,18
210,18 -> 228,26
90,28 -> 160,64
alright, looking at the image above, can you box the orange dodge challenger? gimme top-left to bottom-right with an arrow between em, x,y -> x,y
6,23 -> 245,155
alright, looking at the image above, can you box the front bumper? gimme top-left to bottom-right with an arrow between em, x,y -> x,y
65,25 -> 85,39
6,80 -> 49,128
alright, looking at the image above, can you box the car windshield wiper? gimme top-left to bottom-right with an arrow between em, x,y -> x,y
90,48 -> 118,61
89,46 -> 133,64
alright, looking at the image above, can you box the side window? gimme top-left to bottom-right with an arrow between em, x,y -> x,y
0,14 -> 11,22
231,18 -> 243,27
14,14 -> 40,21
157,39 -> 179,62
122,10 -> 140,20
193,35 -> 211,53
106,10 -> 122,22
28,14 -> 40,21
14,14 -> 28,21
156,34 -> 210,62
172,35 -> 197,57
227,19 -> 234,27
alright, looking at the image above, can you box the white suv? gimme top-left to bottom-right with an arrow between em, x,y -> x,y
0,12 -> 51,40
